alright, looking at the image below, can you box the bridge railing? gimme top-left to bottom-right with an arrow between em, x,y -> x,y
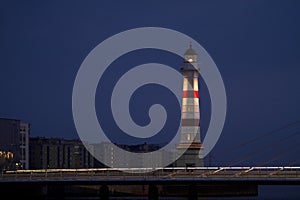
1,167 -> 300,180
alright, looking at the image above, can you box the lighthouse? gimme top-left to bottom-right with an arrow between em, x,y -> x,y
176,43 -> 204,167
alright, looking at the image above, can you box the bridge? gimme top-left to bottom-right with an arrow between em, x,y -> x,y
1,166 -> 300,199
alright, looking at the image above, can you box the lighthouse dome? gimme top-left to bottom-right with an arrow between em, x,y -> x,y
184,44 -> 197,56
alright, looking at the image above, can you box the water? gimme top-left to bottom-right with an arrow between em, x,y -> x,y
55,185 -> 300,200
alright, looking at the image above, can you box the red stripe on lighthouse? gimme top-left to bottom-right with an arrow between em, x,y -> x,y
183,91 -> 199,98
181,119 -> 200,126
182,91 -> 188,98
194,91 -> 199,98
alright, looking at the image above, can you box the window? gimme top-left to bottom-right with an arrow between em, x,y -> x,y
187,133 -> 191,141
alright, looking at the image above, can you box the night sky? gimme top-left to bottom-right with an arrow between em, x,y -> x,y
1,0 -> 300,166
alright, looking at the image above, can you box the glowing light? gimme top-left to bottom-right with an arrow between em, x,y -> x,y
187,133 -> 191,141
188,58 -> 193,62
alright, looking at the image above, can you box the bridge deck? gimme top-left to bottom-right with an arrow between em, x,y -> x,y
1,167 -> 300,185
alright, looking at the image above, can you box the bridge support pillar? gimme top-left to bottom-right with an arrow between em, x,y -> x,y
148,184 -> 158,200
99,184 -> 109,200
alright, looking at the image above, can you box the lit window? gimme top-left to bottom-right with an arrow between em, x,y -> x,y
187,133 -> 191,141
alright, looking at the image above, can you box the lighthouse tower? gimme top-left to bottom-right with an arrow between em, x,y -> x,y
176,44 -> 204,167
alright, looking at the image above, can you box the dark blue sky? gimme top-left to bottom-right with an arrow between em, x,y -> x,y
0,0 -> 300,166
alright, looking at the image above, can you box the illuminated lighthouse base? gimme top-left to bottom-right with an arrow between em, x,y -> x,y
175,148 -> 204,168
175,44 -> 204,167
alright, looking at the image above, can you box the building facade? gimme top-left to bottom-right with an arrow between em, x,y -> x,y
29,137 -> 94,169
0,118 -> 30,170
92,142 -> 164,168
